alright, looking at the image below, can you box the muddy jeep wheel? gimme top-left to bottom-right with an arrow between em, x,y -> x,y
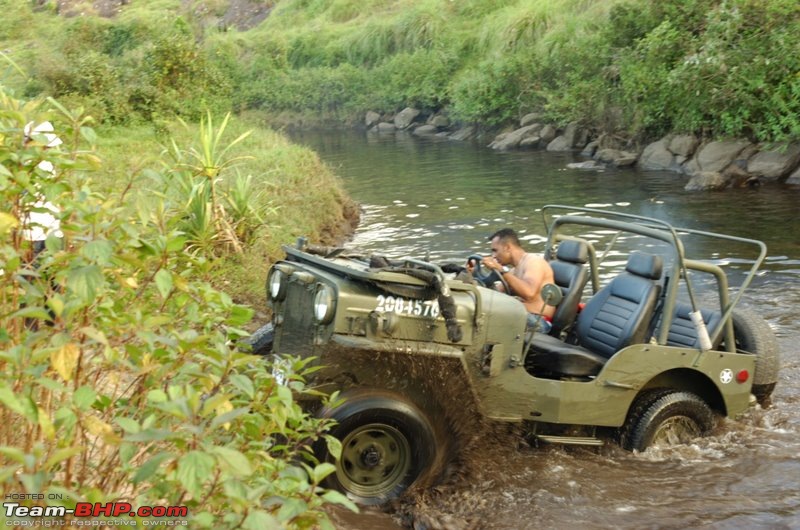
724,308 -> 780,406
244,322 -> 274,356
315,390 -> 436,505
622,390 -> 715,452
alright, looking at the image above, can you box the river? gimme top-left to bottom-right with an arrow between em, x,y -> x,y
287,129 -> 800,530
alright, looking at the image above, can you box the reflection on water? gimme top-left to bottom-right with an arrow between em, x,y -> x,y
287,129 -> 800,530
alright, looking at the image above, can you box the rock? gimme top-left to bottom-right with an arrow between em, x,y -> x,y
489,124 -> 542,150
562,123 -> 578,146
539,124 -> 557,143
746,143 -> 800,180
519,136 -> 541,148
449,125 -> 477,141
567,160 -> 605,170
374,122 -> 396,132
596,133 -> 626,151
520,112 -> 541,127
595,148 -> 620,163
787,166 -> 800,184
595,149 -> 637,166
693,140 -> 752,173
668,134 -> 700,157
581,140 -> 599,157
394,107 -> 421,129
546,135 -> 572,152
413,124 -> 438,136
561,122 -> 585,148
685,171 -> 729,191
638,137 -> 675,170
365,111 -> 381,128
430,115 -> 450,128
575,127 -> 590,149
613,151 -> 638,167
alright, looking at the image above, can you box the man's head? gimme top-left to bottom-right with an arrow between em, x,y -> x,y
489,228 -> 521,265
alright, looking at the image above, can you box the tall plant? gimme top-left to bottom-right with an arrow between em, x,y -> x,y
172,112 -> 253,256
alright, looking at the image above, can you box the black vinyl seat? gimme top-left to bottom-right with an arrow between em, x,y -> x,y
658,303 -> 723,349
528,252 -> 664,378
548,240 -> 590,336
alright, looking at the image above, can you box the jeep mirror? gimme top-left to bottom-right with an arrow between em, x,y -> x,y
540,283 -> 563,307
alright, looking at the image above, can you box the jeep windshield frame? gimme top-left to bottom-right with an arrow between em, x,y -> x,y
540,205 -> 768,351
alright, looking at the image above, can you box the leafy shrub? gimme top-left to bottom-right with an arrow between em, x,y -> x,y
0,92 -> 352,528
370,49 -> 459,112
449,55 -> 531,125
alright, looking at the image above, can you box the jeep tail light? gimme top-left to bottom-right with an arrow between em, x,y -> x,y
737,369 -> 749,383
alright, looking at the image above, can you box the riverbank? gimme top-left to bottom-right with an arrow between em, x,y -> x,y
358,107 -> 800,191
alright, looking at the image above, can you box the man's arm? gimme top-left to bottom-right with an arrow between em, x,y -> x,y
481,255 -> 546,303
504,261 -> 546,303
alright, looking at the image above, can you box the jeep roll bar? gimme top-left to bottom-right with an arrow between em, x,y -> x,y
540,205 -> 768,352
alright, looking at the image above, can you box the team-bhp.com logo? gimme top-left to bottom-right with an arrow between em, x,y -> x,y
3,496 -> 189,526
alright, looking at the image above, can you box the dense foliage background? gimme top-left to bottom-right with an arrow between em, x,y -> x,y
6,0 -> 799,142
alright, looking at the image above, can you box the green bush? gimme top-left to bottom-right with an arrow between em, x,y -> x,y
450,55 -> 531,125
0,91 -> 352,528
371,49 -> 459,112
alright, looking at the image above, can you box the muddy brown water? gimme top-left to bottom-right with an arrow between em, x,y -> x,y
287,130 -> 800,529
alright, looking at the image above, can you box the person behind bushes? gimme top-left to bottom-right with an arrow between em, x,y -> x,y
19,120 -> 63,258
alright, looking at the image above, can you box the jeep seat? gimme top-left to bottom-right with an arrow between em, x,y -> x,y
548,240 -> 590,336
658,303 -> 723,349
529,252 -> 663,378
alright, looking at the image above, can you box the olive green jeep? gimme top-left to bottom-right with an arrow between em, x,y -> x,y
251,205 -> 780,505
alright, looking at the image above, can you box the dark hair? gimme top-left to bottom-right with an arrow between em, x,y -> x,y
489,228 -> 520,247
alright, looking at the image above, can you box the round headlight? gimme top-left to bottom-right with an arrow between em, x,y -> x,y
313,284 -> 335,323
268,269 -> 286,301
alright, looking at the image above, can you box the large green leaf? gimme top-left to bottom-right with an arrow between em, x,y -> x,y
66,265 -> 105,304
176,451 -> 216,497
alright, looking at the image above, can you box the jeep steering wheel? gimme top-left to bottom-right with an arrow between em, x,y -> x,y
467,255 -> 510,294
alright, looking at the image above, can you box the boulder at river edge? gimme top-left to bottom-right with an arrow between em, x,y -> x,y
413,124 -> 438,136
489,124 -> 543,150
365,110 -> 381,128
746,143 -> 800,180
394,107 -> 421,129
685,171 -> 728,191
638,137 -> 679,171
362,106 -> 800,190
685,140 -> 752,174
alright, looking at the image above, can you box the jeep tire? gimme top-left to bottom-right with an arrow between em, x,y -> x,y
726,308 -> 780,405
622,390 -> 715,452
315,390 -> 437,505
245,322 -> 274,356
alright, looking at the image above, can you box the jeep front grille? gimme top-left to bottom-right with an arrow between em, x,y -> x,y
274,281 -> 317,356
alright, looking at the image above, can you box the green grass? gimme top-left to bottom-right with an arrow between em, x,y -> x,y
228,0 -> 800,142
8,0 -> 800,154
94,115 -> 353,307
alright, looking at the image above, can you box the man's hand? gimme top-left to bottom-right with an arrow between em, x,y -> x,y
482,256 -> 503,272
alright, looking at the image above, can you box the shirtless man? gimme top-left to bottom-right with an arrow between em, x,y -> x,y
468,228 -> 555,330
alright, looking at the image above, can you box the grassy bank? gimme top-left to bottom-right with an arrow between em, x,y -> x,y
9,1 -> 800,143
229,0 -> 800,143
94,117 -> 356,308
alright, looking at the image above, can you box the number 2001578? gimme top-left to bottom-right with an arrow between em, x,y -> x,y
375,295 -> 440,318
